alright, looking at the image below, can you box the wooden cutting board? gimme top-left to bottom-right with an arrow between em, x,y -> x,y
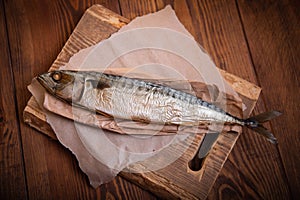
23,5 -> 261,200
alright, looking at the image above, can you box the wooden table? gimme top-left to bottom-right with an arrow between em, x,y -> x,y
0,0 -> 298,199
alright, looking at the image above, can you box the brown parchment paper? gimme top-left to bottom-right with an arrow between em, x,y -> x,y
28,5 -> 243,187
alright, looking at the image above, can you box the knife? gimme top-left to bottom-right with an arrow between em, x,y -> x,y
197,132 -> 220,159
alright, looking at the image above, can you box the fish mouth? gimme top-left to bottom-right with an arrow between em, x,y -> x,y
37,73 -> 56,94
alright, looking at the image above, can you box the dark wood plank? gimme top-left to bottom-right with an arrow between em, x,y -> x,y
151,0 -> 290,199
4,0 -> 155,199
0,1 -> 27,199
237,0 -> 299,198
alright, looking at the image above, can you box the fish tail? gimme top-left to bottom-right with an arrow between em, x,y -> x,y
244,111 -> 282,144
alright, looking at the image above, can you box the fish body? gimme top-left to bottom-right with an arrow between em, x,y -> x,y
37,70 -> 281,143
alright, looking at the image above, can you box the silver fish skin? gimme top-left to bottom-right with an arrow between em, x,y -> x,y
37,70 -> 281,144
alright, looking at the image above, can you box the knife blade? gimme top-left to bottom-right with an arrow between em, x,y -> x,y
197,132 -> 220,159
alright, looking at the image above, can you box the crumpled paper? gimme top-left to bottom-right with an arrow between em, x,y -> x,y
28,5 -> 243,187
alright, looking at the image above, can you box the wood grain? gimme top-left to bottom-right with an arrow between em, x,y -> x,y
237,0 -> 299,198
21,2 -> 262,199
0,1 -> 27,199
4,0 -> 155,199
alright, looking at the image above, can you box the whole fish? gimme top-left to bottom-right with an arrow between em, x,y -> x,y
37,70 -> 281,143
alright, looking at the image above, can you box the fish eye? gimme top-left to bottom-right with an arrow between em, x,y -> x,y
52,71 -> 62,82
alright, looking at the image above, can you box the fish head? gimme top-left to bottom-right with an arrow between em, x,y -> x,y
37,70 -> 85,102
